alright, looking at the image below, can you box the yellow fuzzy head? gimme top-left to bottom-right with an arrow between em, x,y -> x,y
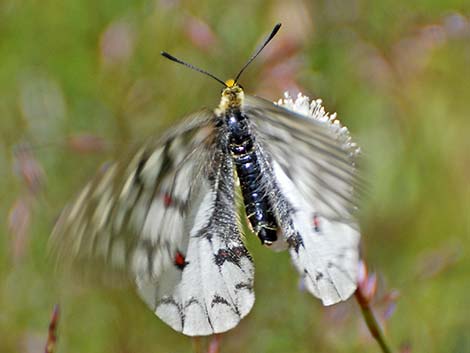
215,83 -> 244,115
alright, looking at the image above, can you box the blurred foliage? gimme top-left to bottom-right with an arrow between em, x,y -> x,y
1,0 -> 469,352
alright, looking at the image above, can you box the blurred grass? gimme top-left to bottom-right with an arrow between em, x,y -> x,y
1,0 -> 470,352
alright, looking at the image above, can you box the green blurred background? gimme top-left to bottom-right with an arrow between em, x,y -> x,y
1,0 -> 469,352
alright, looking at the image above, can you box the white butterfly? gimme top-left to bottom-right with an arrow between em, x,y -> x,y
51,24 -> 361,336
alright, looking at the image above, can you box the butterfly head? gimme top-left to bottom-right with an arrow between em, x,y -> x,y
217,80 -> 244,113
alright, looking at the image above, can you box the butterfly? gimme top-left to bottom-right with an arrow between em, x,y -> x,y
51,23 -> 361,336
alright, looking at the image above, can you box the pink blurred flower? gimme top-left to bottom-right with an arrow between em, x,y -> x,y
66,133 -> 108,154
100,20 -> 135,67
8,196 -> 31,262
357,260 -> 378,305
184,17 -> 217,52
13,143 -> 46,195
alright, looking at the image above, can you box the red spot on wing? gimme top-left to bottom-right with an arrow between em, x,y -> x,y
163,193 -> 173,207
313,214 -> 321,233
174,251 -> 187,270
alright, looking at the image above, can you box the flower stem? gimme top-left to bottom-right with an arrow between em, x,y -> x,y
192,337 -> 202,353
44,304 -> 59,353
207,334 -> 221,353
355,291 -> 394,353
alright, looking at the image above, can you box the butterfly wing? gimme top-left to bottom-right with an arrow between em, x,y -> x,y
51,110 -> 254,336
51,110 -> 214,272
244,95 -> 360,305
269,161 -> 359,305
244,95 -> 360,220
146,151 -> 254,335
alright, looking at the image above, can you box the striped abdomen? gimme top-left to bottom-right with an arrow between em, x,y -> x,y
225,109 -> 278,245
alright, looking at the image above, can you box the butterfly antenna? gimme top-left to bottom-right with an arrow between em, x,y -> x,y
234,23 -> 282,83
161,51 -> 227,87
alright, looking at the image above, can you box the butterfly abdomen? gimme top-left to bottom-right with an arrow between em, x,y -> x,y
226,109 -> 278,245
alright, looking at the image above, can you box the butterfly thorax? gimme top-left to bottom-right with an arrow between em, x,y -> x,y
215,83 -> 278,246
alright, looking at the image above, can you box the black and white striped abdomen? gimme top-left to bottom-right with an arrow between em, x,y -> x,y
225,109 -> 278,245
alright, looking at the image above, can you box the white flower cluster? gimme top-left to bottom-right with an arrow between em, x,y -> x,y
276,92 -> 361,158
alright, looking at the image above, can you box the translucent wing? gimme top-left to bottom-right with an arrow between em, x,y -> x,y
51,110 -> 214,272
244,95 -> 360,220
51,110 -> 254,335
244,95 -> 360,305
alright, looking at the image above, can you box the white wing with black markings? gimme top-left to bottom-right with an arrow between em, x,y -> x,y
51,110 -> 254,336
140,152 -> 254,336
244,94 -> 361,305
